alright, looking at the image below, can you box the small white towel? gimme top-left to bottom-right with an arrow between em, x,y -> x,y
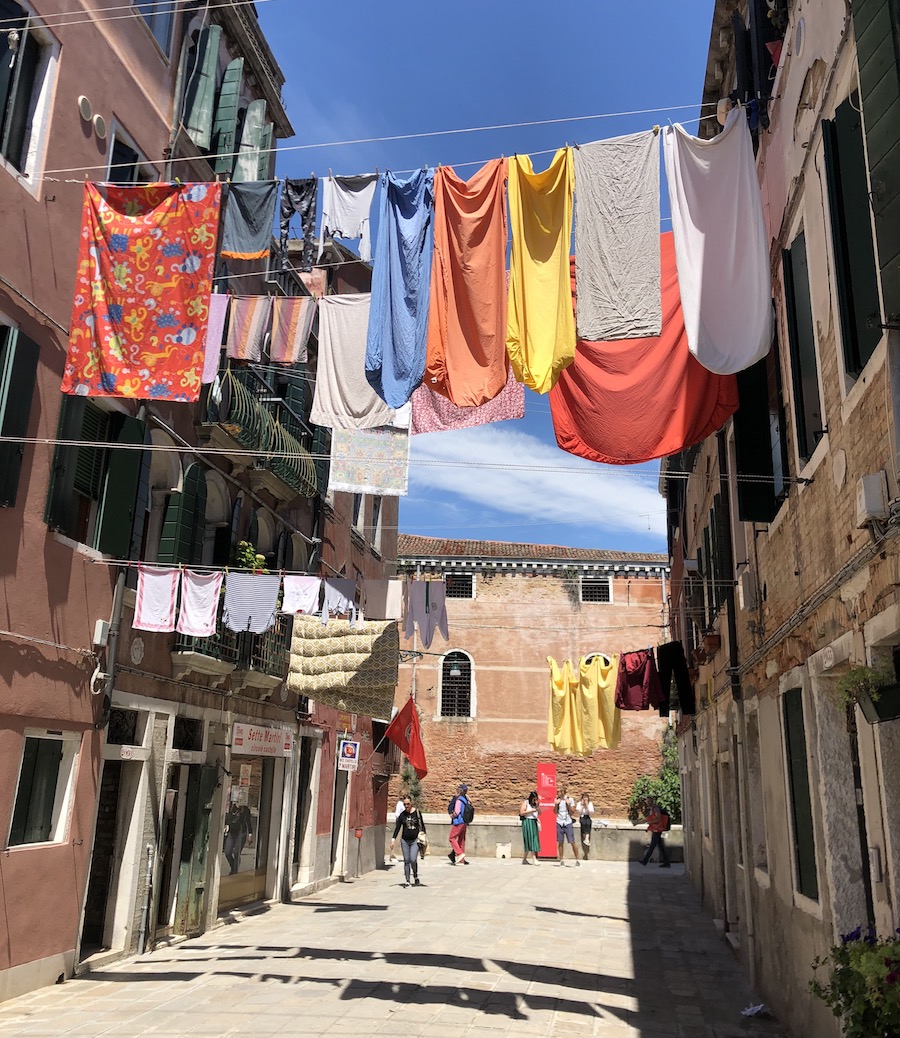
176,570 -> 223,637
281,575 -> 322,615
134,567 -> 180,633
223,573 -> 282,634
363,579 -> 403,620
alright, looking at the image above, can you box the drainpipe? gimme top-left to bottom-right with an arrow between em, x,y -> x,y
95,569 -> 126,730
137,843 -> 154,955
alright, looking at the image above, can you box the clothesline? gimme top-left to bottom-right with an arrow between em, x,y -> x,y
0,435 -> 800,485
0,0 -> 281,32
35,102 -> 720,178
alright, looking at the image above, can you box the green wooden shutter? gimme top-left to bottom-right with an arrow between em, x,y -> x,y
158,463 -> 207,564
211,57 -> 244,176
311,424 -> 330,496
854,0 -> 900,319
9,737 -> 63,846
782,235 -> 824,462
233,99 -> 267,183
45,395 -> 87,535
95,414 -> 146,558
733,358 -> 778,522
822,97 -> 882,375
128,426 -> 153,562
782,688 -> 819,900
0,326 -> 39,508
257,122 -> 274,180
183,24 -> 222,151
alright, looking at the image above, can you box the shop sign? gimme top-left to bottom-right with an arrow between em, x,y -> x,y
537,762 -> 558,859
232,722 -> 292,758
338,739 -> 360,771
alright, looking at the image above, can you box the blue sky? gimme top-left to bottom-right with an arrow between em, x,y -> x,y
257,0 -> 716,554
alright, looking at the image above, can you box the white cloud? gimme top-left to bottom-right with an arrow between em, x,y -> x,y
408,426 -> 667,538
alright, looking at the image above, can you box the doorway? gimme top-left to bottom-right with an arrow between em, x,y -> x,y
218,755 -> 275,910
292,737 -> 314,881
331,767 -> 349,876
80,761 -> 122,954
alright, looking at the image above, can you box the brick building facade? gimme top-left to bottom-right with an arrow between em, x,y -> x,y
393,537 -> 670,817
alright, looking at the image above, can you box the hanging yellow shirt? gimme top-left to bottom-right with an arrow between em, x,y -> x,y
506,149 -> 577,394
578,655 -> 602,752
594,653 -> 622,750
547,656 -> 583,756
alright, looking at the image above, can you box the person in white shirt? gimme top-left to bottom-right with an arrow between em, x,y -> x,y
577,793 -> 595,860
390,793 -> 407,861
554,786 -> 581,866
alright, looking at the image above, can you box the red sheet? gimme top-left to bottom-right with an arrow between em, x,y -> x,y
549,232 -> 739,465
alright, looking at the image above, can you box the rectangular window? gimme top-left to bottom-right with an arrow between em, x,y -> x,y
782,687 -> 818,900
783,233 -> 825,463
9,731 -> 81,846
370,495 -> 383,553
580,576 -> 611,603
134,1 -> 174,54
108,133 -> 155,185
0,322 -> 39,508
822,95 -> 881,377
445,573 -> 475,599
44,395 -> 148,558
0,3 -> 50,174
351,493 -> 364,529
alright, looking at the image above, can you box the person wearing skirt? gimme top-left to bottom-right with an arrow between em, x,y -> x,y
520,790 -> 541,864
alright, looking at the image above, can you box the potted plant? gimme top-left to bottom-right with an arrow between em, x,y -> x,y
701,629 -> 721,654
810,926 -> 900,1037
837,665 -> 900,724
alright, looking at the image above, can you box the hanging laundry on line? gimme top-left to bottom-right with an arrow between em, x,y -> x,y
319,173 -> 378,263
410,364 -> 525,435
403,579 -> 449,650
220,181 -> 279,260
280,575 -> 323,616
280,177 -> 318,270
223,571 -> 281,634
202,293 -> 231,384
328,424 -> 411,497
270,295 -> 317,365
226,294 -> 272,362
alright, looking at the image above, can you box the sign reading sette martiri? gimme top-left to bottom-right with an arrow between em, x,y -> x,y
231,723 -> 292,757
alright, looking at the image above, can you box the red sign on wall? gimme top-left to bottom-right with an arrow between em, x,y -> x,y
536,762 -> 557,859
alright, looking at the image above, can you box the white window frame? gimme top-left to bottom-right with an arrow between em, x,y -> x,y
0,3 -> 60,196
579,574 -> 613,604
444,572 -> 476,600
107,122 -> 159,184
7,728 -> 82,848
437,649 -> 476,720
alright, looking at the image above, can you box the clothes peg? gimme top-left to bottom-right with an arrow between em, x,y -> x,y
328,168 -> 332,179
652,125 -> 660,135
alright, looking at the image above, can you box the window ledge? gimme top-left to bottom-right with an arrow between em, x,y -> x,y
793,890 -> 823,919
754,866 -> 771,889
52,532 -> 106,562
840,334 -> 886,425
797,432 -> 830,491
431,715 -> 475,723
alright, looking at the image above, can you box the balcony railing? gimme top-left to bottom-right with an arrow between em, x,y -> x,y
173,613 -> 291,680
203,367 -> 317,498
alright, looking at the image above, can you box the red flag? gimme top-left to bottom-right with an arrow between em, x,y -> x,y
385,698 -> 428,779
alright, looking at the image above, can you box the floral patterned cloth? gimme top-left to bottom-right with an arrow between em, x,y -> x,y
410,364 -> 525,434
328,425 -> 410,496
63,182 -> 221,401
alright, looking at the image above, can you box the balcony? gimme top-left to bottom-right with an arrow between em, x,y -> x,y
199,366 -> 318,501
172,614 -> 292,700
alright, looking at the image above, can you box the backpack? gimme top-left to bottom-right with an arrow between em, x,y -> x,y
462,800 -> 475,825
663,811 -> 672,832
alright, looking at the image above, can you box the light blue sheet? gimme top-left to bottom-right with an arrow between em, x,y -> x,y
365,168 -> 435,408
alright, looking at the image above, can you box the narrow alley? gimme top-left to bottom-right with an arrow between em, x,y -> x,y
0,859 -> 784,1038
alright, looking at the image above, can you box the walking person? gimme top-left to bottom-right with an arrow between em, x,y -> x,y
390,790 -> 407,862
639,798 -> 671,868
223,798 -> 254,875
577,792 -> 595,860
448,783 -> 472,865
519,790 -> 541,865
389,795 -> 426,887
554,786 -> 580,866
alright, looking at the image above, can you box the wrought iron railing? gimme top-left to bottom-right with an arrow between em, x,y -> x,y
173,604 -> 290,680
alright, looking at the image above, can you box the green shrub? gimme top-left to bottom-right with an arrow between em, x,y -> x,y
810,927 -> 900,1038
627,727 -> 682,824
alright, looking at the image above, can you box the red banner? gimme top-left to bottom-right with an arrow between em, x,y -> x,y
536,762 -> 557,859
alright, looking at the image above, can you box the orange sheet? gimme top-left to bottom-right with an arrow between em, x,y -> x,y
425,160 -> 509,407
549,233 -> 739,465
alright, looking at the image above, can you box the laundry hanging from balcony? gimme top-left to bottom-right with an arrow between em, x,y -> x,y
63,183 -> 221,401
280,575 -> 322,616
223,572 -> 281,634
287,615 -> 400,719
133,566 -> 181,633
177,570 -> 224,638
132,566 -> 222,636
362,579 -> 404,621
663,107 -> 773,374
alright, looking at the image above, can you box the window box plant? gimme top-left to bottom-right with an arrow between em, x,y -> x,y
810,926 -> 900,1037
837,665 -> 900,724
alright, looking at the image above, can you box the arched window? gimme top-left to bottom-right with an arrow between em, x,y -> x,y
440,651 -> 474,718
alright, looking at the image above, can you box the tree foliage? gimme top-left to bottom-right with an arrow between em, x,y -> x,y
627,726 -> 682,824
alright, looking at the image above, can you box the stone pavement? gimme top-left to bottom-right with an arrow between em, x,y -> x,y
0,859 -> 785,1038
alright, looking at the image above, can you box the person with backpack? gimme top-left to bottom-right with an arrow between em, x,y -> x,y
448,783 -> 473,865
639,798 -> 671,868
390,794 -> 426,887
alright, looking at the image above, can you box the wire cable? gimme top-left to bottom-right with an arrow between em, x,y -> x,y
0,0 -> 282,33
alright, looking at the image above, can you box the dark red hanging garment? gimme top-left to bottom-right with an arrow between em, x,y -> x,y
615,650 -> 665,711
549,232 -> 739,465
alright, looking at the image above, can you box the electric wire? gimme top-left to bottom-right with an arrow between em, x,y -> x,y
0,0 -> 282,32
37,101 -> 719,177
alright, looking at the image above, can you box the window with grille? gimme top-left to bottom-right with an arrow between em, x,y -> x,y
445,574 -> 474,599
172,716 -> 204,752
440,651 -> 473,718
580,576 -> 611,603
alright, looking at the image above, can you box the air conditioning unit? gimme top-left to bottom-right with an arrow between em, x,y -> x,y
856,472 -> 889,529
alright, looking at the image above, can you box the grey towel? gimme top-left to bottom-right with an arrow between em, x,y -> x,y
310,294 -> 396,429
574,131 -> 661,340
220,182 -> 278,260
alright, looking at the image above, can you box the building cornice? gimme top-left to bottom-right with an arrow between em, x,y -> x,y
397,557 -> 669,578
